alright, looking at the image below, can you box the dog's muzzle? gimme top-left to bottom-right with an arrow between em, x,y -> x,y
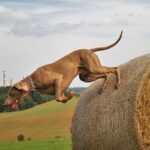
3,98 -> 19,110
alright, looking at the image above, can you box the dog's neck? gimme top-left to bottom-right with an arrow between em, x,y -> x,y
28,76 -> 36,91
22,76 -> 36,92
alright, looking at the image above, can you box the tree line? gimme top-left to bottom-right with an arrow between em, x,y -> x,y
0,86 -> 83,112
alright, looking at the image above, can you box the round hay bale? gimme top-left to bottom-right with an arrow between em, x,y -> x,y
71,53 -> 150,150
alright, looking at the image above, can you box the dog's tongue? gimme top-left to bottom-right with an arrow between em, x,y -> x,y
12,101 -> 19,110
11,100 -> 19,110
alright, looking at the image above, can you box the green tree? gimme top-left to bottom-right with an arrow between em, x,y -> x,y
20,96 -> 37,110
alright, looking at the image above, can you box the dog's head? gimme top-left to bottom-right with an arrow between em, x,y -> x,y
3,82 -> 29,109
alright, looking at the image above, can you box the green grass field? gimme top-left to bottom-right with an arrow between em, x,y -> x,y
0,138 -> 71,150
0,97 -> 79,150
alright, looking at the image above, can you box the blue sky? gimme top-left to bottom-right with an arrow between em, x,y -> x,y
0,0 -> 150,87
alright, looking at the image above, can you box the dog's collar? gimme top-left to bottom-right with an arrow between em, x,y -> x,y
28,76 -> 36,91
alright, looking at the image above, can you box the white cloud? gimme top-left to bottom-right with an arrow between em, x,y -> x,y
0,1 -> 149,37
0,5 -> 31,25
0,1 -> 149,39
9,19 -> 83,37
0,5 -> 10,13
32,6 -> 62,14
11,11 -> 31,21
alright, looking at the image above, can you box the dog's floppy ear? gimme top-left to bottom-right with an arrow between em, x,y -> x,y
14,82 -> 28,92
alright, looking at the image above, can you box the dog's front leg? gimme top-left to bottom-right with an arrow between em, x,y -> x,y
55,75 -> 74,103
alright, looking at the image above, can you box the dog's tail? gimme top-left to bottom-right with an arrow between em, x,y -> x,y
90,31 -> 123,53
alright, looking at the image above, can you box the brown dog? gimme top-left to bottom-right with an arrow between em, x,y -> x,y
4,31 -> 123,108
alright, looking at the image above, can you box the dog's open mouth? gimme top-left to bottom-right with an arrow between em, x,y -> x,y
11,101 -> 19,109
3,99 -> 20,110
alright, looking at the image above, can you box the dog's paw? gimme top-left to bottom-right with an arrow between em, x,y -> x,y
61,100 -> 68,103
116,84 -> 119,89
56,99 -> 61,103
68,90 -> 75,98
56,99 -> 68,103
99,88 -> 104,94
116,81 -> 121,89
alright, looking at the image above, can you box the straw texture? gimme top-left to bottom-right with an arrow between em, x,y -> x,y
72,53 -> 150,150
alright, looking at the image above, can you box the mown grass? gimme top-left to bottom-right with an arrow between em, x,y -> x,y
0,138 -> 71,150
0,97 -> 78,142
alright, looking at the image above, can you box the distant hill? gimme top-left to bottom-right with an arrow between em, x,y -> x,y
0,97 -> 78,142
68,87 -> 86,93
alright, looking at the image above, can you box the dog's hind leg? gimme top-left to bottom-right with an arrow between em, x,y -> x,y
82,53 -> 121,88
88,66 -> 121,88
79,72 -> 109,93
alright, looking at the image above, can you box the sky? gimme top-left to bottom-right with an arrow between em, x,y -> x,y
0,0 -> 150,87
